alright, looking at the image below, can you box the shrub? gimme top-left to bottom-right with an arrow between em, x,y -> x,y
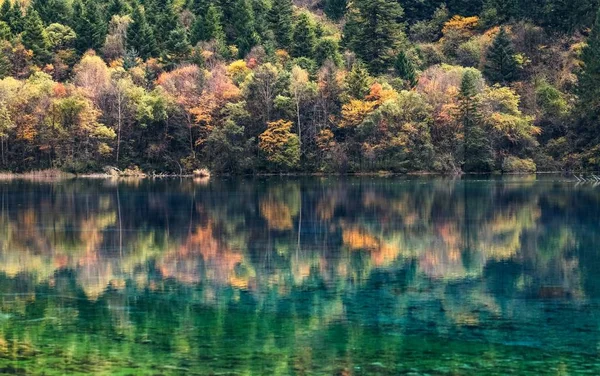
502,156 -> 536,173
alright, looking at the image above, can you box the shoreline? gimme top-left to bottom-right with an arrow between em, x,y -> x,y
0,169 -> 590,180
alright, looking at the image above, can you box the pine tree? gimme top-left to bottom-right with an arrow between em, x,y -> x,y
0,0 -> 10,23
268,0 -> 293,50
190,4 -> 225,45
315,38 -> 342,66
21,8 -> 50,63
324,0 -> 347,20
164,26 -> 191,65
106,0 -> 130,20
231,0 -> 259,57
484,27 -> 518,84
292,13 -> 316,58
1,1 -> 24,34
345,62 -> 371,99
459,70 -> 493,172
147,0 -> 178,50
127,5 -> 158,59
574,7 -> 600,149
72,0 -> 107,54
0,20 -> 9,40
343,0 -> 405,74
31,0 -> 71,25
395,51 -> 417,87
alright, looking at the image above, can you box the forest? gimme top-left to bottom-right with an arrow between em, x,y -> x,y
0,0 -> 599,174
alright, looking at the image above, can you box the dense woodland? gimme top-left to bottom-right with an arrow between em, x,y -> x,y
0,0 -> 599,173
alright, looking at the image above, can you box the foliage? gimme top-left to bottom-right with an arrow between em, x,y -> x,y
259,119 -> 300,170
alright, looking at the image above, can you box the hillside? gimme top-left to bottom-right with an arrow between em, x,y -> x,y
0,0 -> 599,173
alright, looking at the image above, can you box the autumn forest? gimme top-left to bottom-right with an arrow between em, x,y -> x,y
1,0 -> 600,174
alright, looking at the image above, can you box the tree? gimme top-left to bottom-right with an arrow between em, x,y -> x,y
45,23 -> 76,51
345,62 -> 371,99
72,0 -> 107,54
292,13 -> 316,58
126,5 -> 158,59
0,20 -> 10,40
324,0 -> 347,20
484,27 -> 518,84
259,119 -> 300,170
459,70 -> 493,172
268,0 -> 293,50
1,2 -> 24,34
31,0 -> 71,25
314,38 -> 342,67
21,9 -> 50,64
190,4 -> 225,46
343,0 -> 405,73
231,0 -> 259,57
290,65 -> 316,154
395,51 -> 417,88
164,26 -> 191,65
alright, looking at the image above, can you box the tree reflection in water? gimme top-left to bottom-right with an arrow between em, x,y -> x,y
0,176 -> 597,374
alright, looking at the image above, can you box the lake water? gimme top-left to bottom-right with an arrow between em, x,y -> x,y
0,176 -> 598,375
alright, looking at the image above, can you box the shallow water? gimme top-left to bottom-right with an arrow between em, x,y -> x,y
0,176 -> 598,375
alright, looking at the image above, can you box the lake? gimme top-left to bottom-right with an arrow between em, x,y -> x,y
0,176 -> 598,375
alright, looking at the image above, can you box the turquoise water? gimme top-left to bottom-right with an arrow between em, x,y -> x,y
0,176 -> 598,375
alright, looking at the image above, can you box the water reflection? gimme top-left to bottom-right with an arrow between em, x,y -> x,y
0,177 -> 598,374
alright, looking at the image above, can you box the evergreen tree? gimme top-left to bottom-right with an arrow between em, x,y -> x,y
31,0 -> 71,25
164,26 -> 191,65
484,27 -> 518,84
268,0 -> 293,50
459,70 -> 493,172
147,0 -> 179,50
190,4 -> 225,45
106,0 -> 130,20
343,0 -> 405,74
314,38 -> 342,66
324,0 -> 347,20
72,0 -> 107,54
395,51 -> 417,87
574,7 -> 600,149
0,20 -> 9,40
292,13 -> 316,58
231,0 -> 259,57
345,62 -> 371,99
21,8 -> 50,63
127,5 -> 158,59
0,0 -> 10,24
1,1 -> 24,34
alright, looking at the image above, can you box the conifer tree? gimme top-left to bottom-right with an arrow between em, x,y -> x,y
190,4 -> 225,45
147,0 -> 178,50
343,0 -> 405,74
459,70 -> 493,172
72,0 -> 107,54
345,62 -> 371,99
268,0 -> 293,50
574,7 -> 600,149
484,27 -> 518,84
127,5 -> 158,59
232,0 -> 259,56
292,13 -> 316,58
0,0 -> 10,24
31,0 -> 71,25
164,26 -> 191,65
324,0 -> 347,20
395,51 -> 417,87
0,20 -> 9,40
106,0 -> 130,20
315,38 -> 342,66
1,1 -> 24,34
21,8 -> 50,63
